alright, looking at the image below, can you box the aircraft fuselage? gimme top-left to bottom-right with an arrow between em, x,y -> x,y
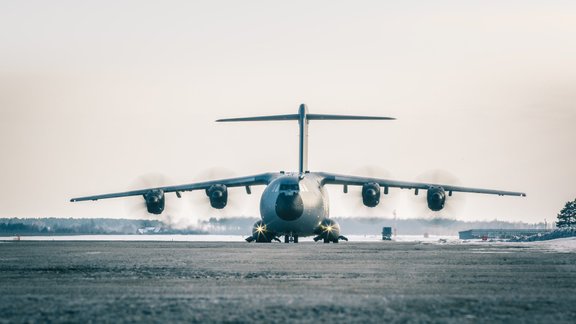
260,173 -> 329,237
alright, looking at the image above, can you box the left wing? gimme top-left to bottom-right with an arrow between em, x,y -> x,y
70,173 -> 276,202
317,172 -> 526,197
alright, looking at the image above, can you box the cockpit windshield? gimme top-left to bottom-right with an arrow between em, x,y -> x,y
279,183 -> 299,191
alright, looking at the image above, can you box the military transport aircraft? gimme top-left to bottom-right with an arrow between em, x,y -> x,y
71,104 -> 526,243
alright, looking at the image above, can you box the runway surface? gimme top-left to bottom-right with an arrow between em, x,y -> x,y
1,240 -> 575,323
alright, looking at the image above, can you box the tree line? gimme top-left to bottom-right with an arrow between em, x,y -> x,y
0,218 -> 204,235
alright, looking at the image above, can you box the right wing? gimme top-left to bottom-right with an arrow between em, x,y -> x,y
318,172 -> 526,197
70,173 -> 276,202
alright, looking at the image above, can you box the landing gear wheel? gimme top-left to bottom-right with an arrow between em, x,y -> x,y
323,238 -> 330,243
284,235 -> 289,243
293,235 -> 298,243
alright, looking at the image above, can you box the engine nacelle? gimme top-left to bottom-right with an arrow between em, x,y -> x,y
427,186 -> 446,211
144,189 -> 165,215
362,182 -> 381,207
206,184 -> 228,209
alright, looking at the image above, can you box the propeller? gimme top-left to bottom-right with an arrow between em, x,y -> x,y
187,167 -> 250,223
412,169 -> 466,221
337,166 -> 400,218
124,173 -> 194,229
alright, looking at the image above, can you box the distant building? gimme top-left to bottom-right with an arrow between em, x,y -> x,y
459,229 -> 551,240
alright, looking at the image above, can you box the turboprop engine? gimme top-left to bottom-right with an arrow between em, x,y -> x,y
362,182 -> 381,207
427,186 -> 446,211
206,184 -> 228,209
144,189 -> 165,215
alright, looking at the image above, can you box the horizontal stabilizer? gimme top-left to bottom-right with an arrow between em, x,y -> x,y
307,114 -> 395,121
216,114 -> 298,122
216,114 -> 395,122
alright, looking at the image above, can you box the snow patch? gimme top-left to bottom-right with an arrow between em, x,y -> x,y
529,237 -> 576,253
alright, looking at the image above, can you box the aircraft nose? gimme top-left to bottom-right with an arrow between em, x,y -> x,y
275,192 -> 304,221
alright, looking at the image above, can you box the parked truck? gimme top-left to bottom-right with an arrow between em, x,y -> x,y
382,227 -> 392,240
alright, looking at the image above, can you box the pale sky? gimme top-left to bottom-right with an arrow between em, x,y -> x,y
1,1 -> 575,224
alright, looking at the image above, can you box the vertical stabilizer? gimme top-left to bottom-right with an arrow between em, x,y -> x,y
298,104 -> 309,175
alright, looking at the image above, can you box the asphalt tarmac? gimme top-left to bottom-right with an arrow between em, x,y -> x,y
0,240 -> 574,323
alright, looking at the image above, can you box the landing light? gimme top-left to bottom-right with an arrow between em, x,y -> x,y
256,225 -> 266,234
324,225 -> 333,232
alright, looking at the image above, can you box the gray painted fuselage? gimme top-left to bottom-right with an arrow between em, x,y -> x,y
260,173 -> 328,237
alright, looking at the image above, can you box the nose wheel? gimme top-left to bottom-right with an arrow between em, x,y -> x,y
314,235 -> 348,243
284,234 -> 299,243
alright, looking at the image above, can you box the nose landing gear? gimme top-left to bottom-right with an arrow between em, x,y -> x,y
313,235 -> 348,243
284,234 -> 299,243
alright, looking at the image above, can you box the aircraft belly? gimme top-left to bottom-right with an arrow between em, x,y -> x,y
263,206 -> 323,236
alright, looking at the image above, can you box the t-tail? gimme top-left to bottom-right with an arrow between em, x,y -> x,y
216,104 -> 395,175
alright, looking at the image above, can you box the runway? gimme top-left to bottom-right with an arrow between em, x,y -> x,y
1,241 -> 574,323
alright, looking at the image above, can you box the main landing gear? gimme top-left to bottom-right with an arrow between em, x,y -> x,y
284,234 -> 299,243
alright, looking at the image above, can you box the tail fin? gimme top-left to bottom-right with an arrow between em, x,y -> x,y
216,104 -> 395,175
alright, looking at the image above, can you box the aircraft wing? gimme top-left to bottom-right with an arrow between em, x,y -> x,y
317,172 -> 526,197
70,173 -> 276,202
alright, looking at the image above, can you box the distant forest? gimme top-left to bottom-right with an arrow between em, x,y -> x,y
0,218 -> 205,235
0,217 -> 548,236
